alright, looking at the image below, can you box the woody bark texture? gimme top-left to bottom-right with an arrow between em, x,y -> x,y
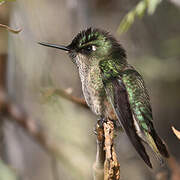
104,120 -> 120,180
93,119 -> 120,180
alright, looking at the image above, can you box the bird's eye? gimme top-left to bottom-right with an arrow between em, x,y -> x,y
85,45 -> 92,51
81,45 -> 96,54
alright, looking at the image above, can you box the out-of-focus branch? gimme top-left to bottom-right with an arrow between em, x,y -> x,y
0,24 -> 22,34
44,88 -> 88,108
0,90 -> 84,178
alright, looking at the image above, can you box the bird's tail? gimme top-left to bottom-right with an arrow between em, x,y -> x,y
145,130 -> 169,165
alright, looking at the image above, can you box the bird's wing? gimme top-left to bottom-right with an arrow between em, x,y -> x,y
99,62 -> 152,168
99,61 -> 169,168
121,69 -> 169,160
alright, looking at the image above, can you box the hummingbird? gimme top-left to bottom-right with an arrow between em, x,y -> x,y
39,28 -> 169,168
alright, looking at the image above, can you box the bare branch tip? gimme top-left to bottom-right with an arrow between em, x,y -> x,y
172,126 -> 180,140
0,24 -> 22,34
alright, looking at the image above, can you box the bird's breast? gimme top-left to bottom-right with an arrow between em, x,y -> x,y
79,65 -> 105,115
78,64 -> 116,120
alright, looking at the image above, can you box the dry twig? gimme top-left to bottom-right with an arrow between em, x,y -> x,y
93,119 -> 120,180
104,120 -> 120,180
0,24 -> 22,34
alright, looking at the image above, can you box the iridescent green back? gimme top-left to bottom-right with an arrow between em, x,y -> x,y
121,69 -> 152,132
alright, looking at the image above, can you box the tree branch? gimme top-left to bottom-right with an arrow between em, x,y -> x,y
93,119 -> 120,180
104,120 -> 120,180
44,88 -> 88,108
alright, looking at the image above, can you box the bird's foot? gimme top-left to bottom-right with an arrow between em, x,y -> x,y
93,117 -> 106,135
97,116 -> 107,127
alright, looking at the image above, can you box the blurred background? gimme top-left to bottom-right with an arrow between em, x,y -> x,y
0,0 -> 180,179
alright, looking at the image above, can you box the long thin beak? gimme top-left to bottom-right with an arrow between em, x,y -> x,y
38,42 -> 70,51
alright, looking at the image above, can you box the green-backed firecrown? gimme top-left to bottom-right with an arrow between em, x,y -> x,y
39,28 -> 169,168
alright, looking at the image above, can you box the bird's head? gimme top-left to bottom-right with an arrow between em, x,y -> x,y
39,28 -> 126,68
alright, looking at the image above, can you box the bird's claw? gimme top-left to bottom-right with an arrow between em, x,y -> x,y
97,117 -> 107,128
93,117 -> 106,135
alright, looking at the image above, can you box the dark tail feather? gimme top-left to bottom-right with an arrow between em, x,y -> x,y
126,125 -> 153,168
112,79 -> 152,168
140,111 -> 169,159
116,110 -> 153,168
150,129 -> 169,158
